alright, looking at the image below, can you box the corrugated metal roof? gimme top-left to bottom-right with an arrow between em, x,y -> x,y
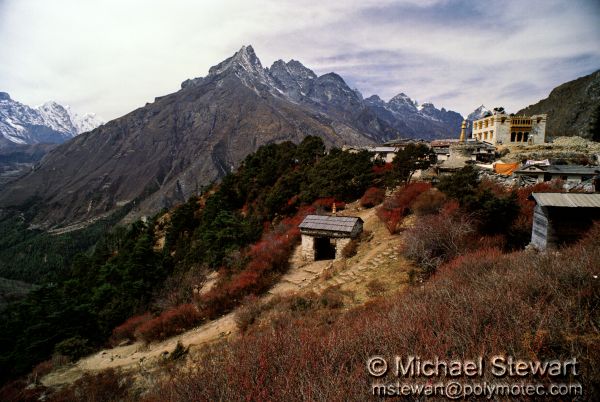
299,215 -> 362,233
531,193 -> 600,208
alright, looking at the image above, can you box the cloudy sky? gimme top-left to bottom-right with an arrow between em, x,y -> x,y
1,0 -> 599,121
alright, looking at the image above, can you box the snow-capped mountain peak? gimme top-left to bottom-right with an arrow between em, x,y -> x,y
62,105 -> 104,134
180,45 -> 464,140
467,105 -> 490,121
0,93 -> 104,148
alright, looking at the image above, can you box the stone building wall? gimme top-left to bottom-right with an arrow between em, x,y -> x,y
334,238 -> 351,259
301,234 -> 314,260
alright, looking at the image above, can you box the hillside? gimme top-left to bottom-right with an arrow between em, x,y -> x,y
29,185 -> 600,401
518,69 -> 600,140
39,200 -> 412,388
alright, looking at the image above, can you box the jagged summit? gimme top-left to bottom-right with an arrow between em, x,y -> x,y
208,45 -> 263,76
467,105 -> 491,121
389,92 -> 415,103
0,46 -> 464,227
177,46 -> 462,141
0,93 -> 103,147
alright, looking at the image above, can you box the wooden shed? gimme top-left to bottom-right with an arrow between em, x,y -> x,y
298,215 -> 363,261
530,193 -> 600,250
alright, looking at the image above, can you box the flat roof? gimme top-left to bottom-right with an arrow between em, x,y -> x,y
516,165 -> 600,175
531,193 -> 600,208
371,147 -> 399,153
299,215 -> 362,233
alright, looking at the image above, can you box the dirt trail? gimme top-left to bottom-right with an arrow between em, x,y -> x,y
42,201 -> 412,388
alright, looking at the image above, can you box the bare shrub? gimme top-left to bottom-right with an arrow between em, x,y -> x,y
318,287 -> 346,309
153,265 -> 208,311
235,295 -> 265,333
341,239 -> 359,258
365,279 -> 387,297
48,368 -> 135,402
143,224 -> 600,401
30,360 -> 54,384
403,210 -> 474,274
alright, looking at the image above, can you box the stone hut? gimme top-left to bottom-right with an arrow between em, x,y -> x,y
298,215 -> 363,261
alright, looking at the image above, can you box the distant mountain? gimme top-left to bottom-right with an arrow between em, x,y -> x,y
465,105 -> 491,136
467,105 -> 491,122
517,69 -> 600,140
364,93 -> 463,140
0,92 -> 104,148
0,45 -> 462,228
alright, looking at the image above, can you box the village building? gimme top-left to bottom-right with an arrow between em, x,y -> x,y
529,193 -> 600,250
299,214 -> 363,261
515,164 -> 600,190
342,145 -> 399,163
431,139 -> 495,163
472,108 -> 547,145
382,138 -> 430,149
437,120 -> 495,174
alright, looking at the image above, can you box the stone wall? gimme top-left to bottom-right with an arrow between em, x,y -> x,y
334,238 -> 351,259
301,234 -> 315,260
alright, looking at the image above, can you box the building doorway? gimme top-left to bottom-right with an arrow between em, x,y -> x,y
314,237 -> 336,260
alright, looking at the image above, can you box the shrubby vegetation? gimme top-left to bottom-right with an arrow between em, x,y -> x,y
140,225 -> 600,401
0,136 -> 385,382
2,137 -> 595,399
376,182 -> 431,234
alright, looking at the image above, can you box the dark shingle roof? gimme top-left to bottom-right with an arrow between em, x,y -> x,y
299,215 -> 362,234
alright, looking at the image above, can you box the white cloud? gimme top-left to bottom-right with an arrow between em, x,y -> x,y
0,0 -> 598,120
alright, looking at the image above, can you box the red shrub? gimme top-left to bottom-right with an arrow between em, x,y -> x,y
197,208 -> 313,321
513,181 -> 564,231
135,304 -> 202,343
359,187 -> 385,208
110,313 -> 152,346
144,225 -> 600,401
312,198 -> 345,211
372,162 -> 393,176
376,182 -> 431,233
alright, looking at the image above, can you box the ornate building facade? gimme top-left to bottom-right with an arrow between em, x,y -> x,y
472,108 -> 546,145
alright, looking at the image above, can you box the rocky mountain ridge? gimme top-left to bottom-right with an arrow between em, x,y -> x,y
518,69 -> 600,141
0,92 -> 103,148
0,46 -> 407,227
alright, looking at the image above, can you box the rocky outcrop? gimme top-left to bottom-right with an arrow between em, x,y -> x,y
518,69 -> 600,140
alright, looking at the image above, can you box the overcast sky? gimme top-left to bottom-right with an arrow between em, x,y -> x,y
1,0 -> 599,121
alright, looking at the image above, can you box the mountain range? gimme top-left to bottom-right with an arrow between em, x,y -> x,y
0,45 -> 463,228
0,92 -> 103,148
0,46 -> 596,229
